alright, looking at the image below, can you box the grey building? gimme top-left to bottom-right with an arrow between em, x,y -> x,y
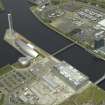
53,61 -> 89,90
94,31 -> 105,49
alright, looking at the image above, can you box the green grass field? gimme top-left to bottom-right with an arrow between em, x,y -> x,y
0,65 -> 13,76
59,85 -> 105,105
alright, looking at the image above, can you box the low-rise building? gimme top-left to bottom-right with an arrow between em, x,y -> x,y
53,61 -> 89,90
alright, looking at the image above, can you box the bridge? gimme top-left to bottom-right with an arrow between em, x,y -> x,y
52,43 -> 75,56
95,74 -> 105,85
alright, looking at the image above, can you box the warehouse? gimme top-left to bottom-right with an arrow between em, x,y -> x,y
53,61 -> 89,90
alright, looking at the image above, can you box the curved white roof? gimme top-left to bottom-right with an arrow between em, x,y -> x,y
16,39 -> 39,58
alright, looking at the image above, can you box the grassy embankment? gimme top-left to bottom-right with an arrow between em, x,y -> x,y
0,65 -> 13,76
59,85 -> 105,105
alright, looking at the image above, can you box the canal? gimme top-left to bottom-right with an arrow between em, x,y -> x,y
0,0 -> 104,89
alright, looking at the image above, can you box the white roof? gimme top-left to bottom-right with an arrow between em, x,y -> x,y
98,19 -> 105,27
27,43 -> 35,49
54,61 -> 88,86
16,40 -> 39,58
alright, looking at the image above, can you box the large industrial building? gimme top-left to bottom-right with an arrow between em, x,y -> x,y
15,39 -> 39,58
53,61 -> 89,90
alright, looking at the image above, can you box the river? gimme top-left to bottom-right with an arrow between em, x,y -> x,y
0,0 -> 104,89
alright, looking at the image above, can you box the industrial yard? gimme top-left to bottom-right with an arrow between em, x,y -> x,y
2,27 -> 91,105
30,0 -> 105,60
0,28 -> 104,105
0,0 -> 105,105
0,18 -> 104,104
59,85 -> 105,105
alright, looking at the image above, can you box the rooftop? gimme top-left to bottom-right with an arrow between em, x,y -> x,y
98,19 -> 105,27
54,61 -> 89,89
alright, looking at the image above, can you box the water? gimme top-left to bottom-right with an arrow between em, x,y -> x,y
98,80 -> 105,90
55,45 -> 105,82
0,0 -> 70,66
0,0 -> 104,89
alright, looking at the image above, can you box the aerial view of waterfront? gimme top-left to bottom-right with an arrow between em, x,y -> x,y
0,0 -> 105,105
0,0 -> 104,91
